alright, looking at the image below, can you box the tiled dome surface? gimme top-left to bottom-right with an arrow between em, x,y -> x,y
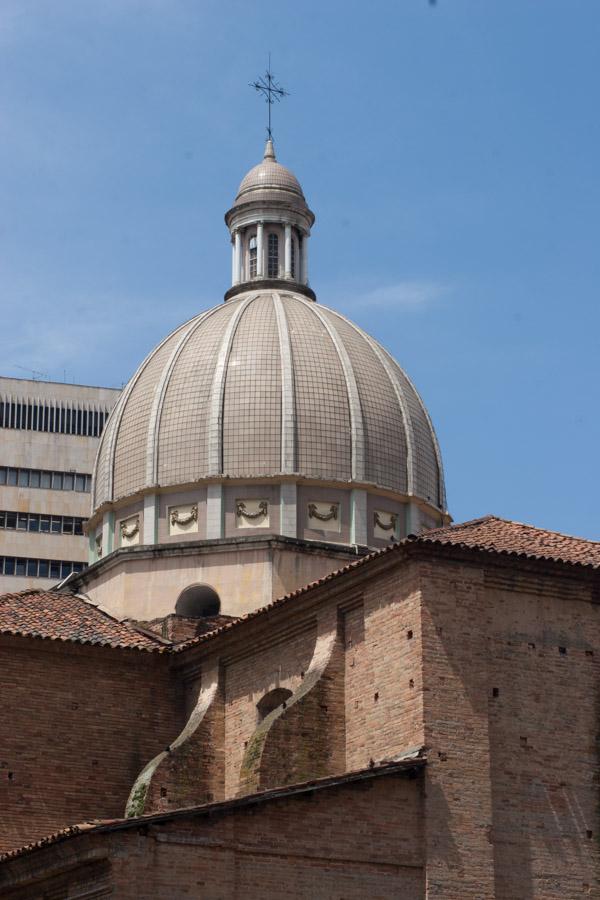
93,291 -> 446,511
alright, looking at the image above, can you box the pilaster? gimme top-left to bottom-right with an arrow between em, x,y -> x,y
280,482 -> 297,538
234,230 -> 242,285
301,232 -> 310,284
284,223 -> 292,278
143,494 -> 158,545
88,528 -> 97,564
350,488 -> 368,546
406,502 -> 421,536
102,510 -> 115,556
206,484 -> 224,539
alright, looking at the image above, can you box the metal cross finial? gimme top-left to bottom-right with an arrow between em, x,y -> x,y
250,55 -> 289,140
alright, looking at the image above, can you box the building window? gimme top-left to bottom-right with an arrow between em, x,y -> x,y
268,233 -> 279,278
0,556 -> 86,578
249,235 -> 257,277
291,235 -> 296,278
0,398 -> 112,436
0,466 -> 91,492
0,510 -> 85,535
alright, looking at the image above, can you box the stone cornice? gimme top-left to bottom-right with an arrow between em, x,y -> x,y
66,533 -> 369,591
172,535 -> 600,668
224,280 -> 316,303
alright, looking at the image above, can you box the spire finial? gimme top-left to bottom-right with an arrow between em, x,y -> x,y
250,53 -> 289,141
264,138 -> 276,161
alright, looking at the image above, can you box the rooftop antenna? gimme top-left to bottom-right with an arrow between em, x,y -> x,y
11,364 -> 47,381
250,53 -> 289,140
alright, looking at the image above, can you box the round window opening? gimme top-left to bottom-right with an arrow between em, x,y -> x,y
175,584 -> 221,618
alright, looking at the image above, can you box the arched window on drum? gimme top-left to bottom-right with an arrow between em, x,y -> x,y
267,233 -> 279,278
248,235 -> 257,278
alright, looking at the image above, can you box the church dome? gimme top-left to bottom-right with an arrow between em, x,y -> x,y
92,289 -> 446,514
230,140 -> 312,219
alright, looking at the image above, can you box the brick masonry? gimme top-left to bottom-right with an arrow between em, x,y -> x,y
1,539 -> 599,897
0,770 -> 425,899
0,635 -> 182,853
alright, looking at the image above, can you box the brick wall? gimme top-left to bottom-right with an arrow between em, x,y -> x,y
4,543 -> 599,898
0,771 -> 425,899
418,555 -> 600,899
143,560 -> 427,812
0,635 -> 182,852
349,565 -> 424,768
223,624 -> 316,797
486,570 -> 600,898
243,606 -> 346,792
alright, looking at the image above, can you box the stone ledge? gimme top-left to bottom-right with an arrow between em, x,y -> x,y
224,280 -> 316,302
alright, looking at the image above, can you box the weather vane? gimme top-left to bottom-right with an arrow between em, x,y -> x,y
250,54 -> 289,140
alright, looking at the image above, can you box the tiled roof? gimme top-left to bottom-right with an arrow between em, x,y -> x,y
175,515 -> 600,653
420,515 -> 600,568
2,518 -> 597,658
0,754 -> 425,864
0,591 -> 165,652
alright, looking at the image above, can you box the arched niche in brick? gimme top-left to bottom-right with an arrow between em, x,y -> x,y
256,687 -> 293,722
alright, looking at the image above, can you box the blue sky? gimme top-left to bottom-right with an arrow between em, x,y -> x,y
1,1 -> 599,538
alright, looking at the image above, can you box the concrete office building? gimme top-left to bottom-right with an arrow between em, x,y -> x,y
0,377 -> 120,591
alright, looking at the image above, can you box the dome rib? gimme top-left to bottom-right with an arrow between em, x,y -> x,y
382,348 -> 446,510
294,295 -> 366,483
323,307 -> 415,496
206,295 -> 258,475
388,353 -> 446,509
94,321 -> 190,509
145,307 -> 223,488
272,292 -> 297,474
91,289 -> 445,517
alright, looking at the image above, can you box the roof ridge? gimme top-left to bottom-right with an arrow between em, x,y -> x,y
426,514 -> 600,545
175,516 -> 600,653
490,516 -> 600,545
417,514 -> 498,536
0,754 -> 426,863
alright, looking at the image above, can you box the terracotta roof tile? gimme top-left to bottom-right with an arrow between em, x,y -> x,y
0,590 -> 166,651
420,515 -> 600,567
3,518 -> 597,658
0,754 -> 425,863
175,515 -> 600,652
